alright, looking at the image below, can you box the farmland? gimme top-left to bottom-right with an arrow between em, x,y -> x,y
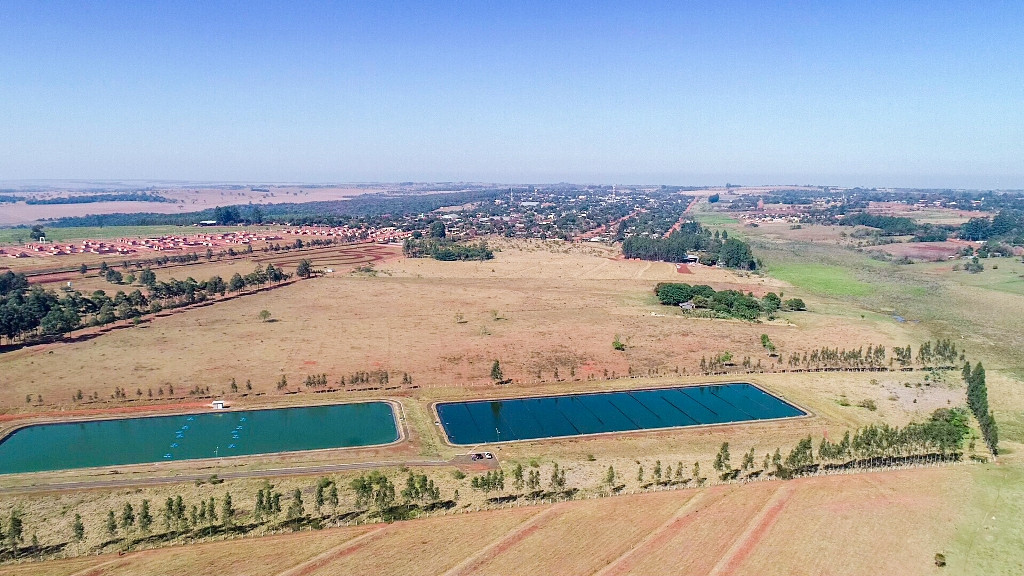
1,217 -> 1022,574
5,464 -> 1017,576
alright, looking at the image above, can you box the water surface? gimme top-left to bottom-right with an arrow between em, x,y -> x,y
437,383 -> 804,445
0,402 -> 398,474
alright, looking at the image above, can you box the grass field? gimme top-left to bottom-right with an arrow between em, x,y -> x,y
4,465 -> 1000,576
2,228 -> 1023,574
763,261 -> 874,298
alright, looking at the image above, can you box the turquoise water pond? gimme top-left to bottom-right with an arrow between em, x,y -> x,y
0,402 -> 398,475
437,383 -> 805,445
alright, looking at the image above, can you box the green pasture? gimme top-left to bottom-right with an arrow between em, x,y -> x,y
692,211 -> 740,227
766,261 -> 874,297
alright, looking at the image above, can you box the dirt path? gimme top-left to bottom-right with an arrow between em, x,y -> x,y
591,490 -> 708,576
275,526 -> 387,576
706,484 -> 793,576
67,556 -> 132,576
633,261 -> 652,279
576,209 -> 642,241
440,503 -> 566,576
662,197 -> 701,238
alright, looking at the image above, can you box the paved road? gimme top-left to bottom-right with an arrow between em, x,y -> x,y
0,455 -> 498,494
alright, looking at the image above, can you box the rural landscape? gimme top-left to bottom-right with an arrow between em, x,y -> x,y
3,3 -> 1023,575
1,182 -> 1022,575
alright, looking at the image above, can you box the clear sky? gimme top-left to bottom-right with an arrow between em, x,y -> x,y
1,1 -> 1022,188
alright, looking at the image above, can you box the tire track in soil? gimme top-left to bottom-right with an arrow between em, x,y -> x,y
591,488 -> 722,576
440,503 -> 566,576
274,526 -> 387,576
707,484 -> 794,576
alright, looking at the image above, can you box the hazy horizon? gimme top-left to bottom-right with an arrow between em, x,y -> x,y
2,2 -> 1022,188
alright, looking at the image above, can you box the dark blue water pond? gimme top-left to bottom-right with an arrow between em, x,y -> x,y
436,383 -> 805,445
0,402 -> 399,475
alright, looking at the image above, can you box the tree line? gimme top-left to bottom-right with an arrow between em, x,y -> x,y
964,361 -> 999,454
622,222 -> 757,270
0,265 -> 290,347
959,209 -> 1024,243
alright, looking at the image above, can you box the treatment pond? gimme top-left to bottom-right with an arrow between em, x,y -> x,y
436,383 -> 805,445
0,402 -> 399,475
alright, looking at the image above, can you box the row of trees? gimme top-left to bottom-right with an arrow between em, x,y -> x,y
0,264 -> 292,346
779,340 -> 962,372
959,209 -> 1024,242
964,362 -> 999,454
621,222 -> 758,270
701,408 -> 971,483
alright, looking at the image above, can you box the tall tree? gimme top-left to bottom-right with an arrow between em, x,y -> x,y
138,500 -> 153,532
72,514 -> 85,542
120,503 -> 136,530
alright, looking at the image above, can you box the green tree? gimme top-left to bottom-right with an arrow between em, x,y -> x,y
228,272 -> 246,292
784,298 -> 806,311
512,463 -> 524,490
222,492 -> 235,527
315,483 -> 326,512
72,513 -> 85,541
605,465 -> 616,486
490,360 -> 503,381
549,462 -> 566,490
719,238 -> 756,269
138,500 -> 153,532
258,309 -> 272,322
7,509 -> 24,550
105,510 -> 117,536
163,497 -> 174,529
328,484 -> 339,509
120,502 -> 136,530
713,442 -> 731,474
429,220 -> 446,239
296,259 -> 312,278
742,447 -> 756,470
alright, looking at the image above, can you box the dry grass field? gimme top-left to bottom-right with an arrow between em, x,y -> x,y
5,464 -> 1009,576
0,238 -> 925,411
2,228 -> 1022,574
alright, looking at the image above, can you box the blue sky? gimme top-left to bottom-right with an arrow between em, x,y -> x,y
1,2 -> 1022,187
